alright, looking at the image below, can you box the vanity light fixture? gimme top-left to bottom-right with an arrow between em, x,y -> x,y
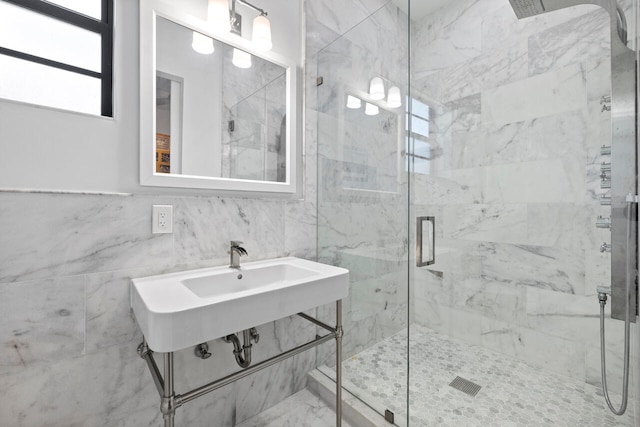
252,13 -> 272,51
346,95 -> 362,109
192,31 -> 215,54
192,0 -> 228,54
209,0 -> 232,32
387,86 -> 402,108
232,48 -> 252,68
365,102 -> 379,116
369,77 -> 385,100
231,0 -> 272,51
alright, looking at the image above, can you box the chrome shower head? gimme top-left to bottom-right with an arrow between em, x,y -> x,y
508,0 -> 546,19
507,0 -> 628,45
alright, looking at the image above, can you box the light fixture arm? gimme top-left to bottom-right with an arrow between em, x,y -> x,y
234,0 -> 267,16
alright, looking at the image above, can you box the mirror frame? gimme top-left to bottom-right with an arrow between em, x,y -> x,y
140,0 -> 300,194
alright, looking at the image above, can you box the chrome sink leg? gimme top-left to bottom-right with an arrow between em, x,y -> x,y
336,300 -> 343,427
162,352 -> 176,427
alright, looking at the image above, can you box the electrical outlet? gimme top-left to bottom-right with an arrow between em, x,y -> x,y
152,205 -> 173,234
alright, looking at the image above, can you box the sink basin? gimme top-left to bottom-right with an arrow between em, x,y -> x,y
131,257 -> 349,352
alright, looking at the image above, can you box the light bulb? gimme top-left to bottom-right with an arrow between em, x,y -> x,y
387,86 -> 402,108
369,77 -> 385,101
365,103 -> 379,116
346,95 -> 362,109
208,0 -> 231,32
232,48 -> 252,68
252,15 -> 272,51
192,31 -> 214,54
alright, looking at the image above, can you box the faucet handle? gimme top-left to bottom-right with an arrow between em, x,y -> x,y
230,240 -> 244,247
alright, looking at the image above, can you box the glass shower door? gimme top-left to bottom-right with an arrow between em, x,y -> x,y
315,2 -> 411,425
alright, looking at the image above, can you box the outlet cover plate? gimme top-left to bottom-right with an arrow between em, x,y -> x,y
152,205 -> 173,234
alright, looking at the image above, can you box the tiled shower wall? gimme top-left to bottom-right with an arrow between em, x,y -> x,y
411,0 -> 634,394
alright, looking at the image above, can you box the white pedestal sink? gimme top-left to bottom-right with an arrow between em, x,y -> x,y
131,257 -> 349,353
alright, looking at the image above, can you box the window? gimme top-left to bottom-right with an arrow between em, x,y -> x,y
0,0 -> 113,116
406,97 -> 432,175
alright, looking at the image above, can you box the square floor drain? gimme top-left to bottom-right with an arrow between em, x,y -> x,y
449,376 -> 482,397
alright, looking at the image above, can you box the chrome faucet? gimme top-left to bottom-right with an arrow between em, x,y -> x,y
229,241 -> 247,268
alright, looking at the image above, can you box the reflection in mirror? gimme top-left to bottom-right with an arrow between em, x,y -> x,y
155,15 -> 287,182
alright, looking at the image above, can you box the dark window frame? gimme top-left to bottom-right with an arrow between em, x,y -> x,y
0,0 -> 114,116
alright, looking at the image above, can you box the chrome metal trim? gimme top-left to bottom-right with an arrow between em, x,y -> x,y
416,216 -> 435,267
138,302 -> 345,425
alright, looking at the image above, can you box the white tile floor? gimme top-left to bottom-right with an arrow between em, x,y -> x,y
341,324 -> 636,427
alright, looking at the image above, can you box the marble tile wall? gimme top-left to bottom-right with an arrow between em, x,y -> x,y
410,0 -> 635,401
0,192 -> 317,427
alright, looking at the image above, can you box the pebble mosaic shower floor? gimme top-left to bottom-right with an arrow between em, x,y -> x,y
341,324 -> 635,427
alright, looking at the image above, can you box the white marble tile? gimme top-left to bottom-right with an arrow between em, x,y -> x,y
85,268 -> 151,354
235,389 -> 350,427
0,276 -> 85,375
481,63 -> 587,127
451,276 -> 527,326
306,0 -> 386,56
411,168 -> 483,205
479,319 -> 587,381
411,0 -> 499,76
485,109 -> 588,165
415,39 -> 528,105
174,384 -> 236,427
525,203 -> 580,247
0,193 -> 174,283
350,271 -> 406,322
0,342 -> 158,427
235,353 -> 316,424
482,157 -> 587,204
477,242 -> 585,295
444,204 -> 528,244
173,196 -> 285,263
527,8 -> 609,77
524,287 -> 599,342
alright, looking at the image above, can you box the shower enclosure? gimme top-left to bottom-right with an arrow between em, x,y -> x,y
315,0 -> 639,425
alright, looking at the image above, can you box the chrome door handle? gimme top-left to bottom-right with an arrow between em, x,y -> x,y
416,216 -> 435,267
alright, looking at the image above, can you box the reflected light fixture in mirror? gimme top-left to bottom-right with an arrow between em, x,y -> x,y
232,48 -> 252,68
369,77 -> 385,100
365,102 -> 379,116
346,95 -> 361,109
387,86 -> 402,108
192,31 -> 214,54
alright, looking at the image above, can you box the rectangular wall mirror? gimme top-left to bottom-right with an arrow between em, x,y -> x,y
140,0 -> 300,194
